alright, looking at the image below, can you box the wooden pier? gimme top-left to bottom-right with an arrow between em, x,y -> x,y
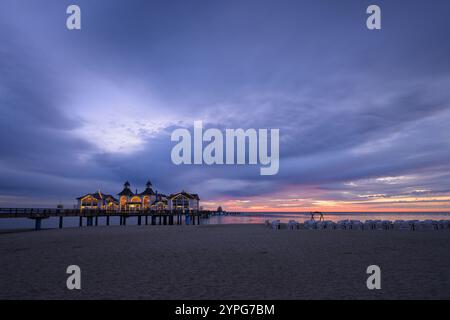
0,208 -> 216,230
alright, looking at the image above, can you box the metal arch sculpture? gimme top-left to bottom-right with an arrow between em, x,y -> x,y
310,211 -> 324,221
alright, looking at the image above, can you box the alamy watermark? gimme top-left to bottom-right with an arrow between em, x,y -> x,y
66,5 -> 81,30
171,121 -> 279,176
366,5 -> 381,30
66,265 -> 81,290
366,265 -> 381,290
65,4 -> 381,31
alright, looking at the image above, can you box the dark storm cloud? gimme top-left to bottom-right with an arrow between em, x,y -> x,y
0,0 -> 450,207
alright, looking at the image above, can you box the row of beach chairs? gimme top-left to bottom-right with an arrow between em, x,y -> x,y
265,219 -> 450,231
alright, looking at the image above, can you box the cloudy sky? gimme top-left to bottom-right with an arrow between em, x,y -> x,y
1,0 -> 450,211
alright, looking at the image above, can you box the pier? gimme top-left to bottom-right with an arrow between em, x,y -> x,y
0,208 -> 221,231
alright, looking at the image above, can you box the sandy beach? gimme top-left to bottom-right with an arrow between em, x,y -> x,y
0,224 -> 449,300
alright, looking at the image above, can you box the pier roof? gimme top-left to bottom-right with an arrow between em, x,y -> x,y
117,181 -> 134,196
168,191 -> 200,200
77,191 -> 118,202
138,186 -> 155,196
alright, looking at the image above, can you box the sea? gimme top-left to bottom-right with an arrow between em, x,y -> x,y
0,212 -> 449,231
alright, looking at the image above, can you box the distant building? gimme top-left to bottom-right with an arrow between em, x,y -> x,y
77,181 -> 200,212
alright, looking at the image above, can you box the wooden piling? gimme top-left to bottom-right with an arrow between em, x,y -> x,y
138,216 -> 142,226
59,216 -> 63,229
79,216 -> 82,227
106,216 -> 110,226
35,218 -> 42,231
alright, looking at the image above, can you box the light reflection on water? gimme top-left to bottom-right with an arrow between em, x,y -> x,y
0,212 -> 449,230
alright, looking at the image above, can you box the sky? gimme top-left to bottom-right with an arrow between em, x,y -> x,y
1,0 -> 450,212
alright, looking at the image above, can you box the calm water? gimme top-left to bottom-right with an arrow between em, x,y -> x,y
206,212 -> 450,225
0,212 -> 449,230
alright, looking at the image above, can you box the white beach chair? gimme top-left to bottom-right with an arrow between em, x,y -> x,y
405,220 -> 415,231
350,220 -> 363,230
429,220 -> 439,230
303,220 -> 316,230
336,220 -> 350,230
374,220 -> 384,230
413,220 -> 431,231
316,220 -> 334,230
393,220 -> 404,230
373,220 -> 391,230
271,220 -> 281,230
325,221 -> 336,230
421,220 -> 438,230
287,220 -> 299,230
407,220 -> 419,231
364,220 -> 375,230
393,220 -> 412,231
438,220 -> 450,229
316,221 -> 327,230
412,220 -> 422,231
382,220 -> 392,230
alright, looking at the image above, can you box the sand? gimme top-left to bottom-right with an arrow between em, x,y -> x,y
0,224 -> 449,300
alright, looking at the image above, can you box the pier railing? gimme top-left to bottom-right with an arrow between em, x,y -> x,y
0,208 -> 211,218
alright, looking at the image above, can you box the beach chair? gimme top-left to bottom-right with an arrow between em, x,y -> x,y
303,220 -> 316,230
316,220 -> 334,230
316,221 -> 327,230
393,220 -> 403,230
336,220 -> 350,230
394,220 -> 412,231
374,220 -> 384,231
287,220 -> 299,230
271,220 -> 281,230
350,220 -> 363,230
325,221 -> 336,230
438,220 -> 450,229
415,220 -> 425,230
422,220 -> 438,230
413,220 -> 433,231
407,220 -> 418,231
382,220 -> 392,230
364,220 -> 375,230
405,220 -> 416,231
412,220 -> 422,231
378,220 -> 386,230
